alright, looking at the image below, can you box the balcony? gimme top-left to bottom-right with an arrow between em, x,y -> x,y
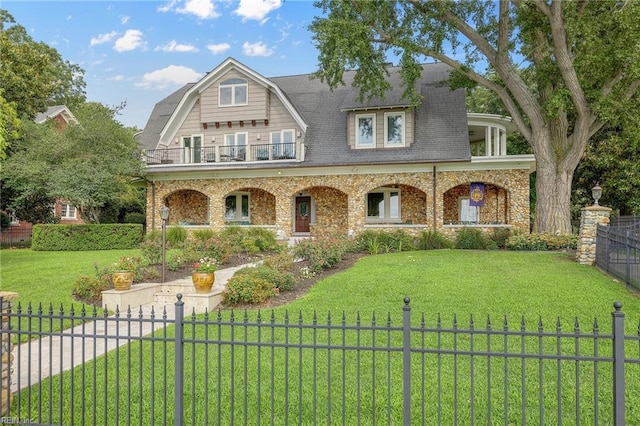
144,142 -> 303,166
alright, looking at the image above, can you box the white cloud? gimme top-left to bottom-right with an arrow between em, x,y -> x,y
155,40 -> 199,53
235,0 -> 282,22
207,43 -> 231,55
114,29 -> 146,52
120,15 -> 130,24
159,0 -> 219,19
242,41 -> 274,57
108,75 -> 126,82
137,65 -> 203,90
90,31 -> 118,47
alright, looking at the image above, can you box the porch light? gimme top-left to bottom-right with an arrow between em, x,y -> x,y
591,183 -> 602,206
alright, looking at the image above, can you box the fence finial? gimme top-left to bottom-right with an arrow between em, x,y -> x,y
613,301 -> 622,311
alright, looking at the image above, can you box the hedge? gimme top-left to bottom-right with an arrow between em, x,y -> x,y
32,224 -> 143,251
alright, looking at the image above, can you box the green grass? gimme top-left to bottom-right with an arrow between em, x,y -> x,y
10,250 -> 640,424
0,249 -> 141,308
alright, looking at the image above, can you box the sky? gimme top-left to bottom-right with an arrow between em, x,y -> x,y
4,0 -> 323,129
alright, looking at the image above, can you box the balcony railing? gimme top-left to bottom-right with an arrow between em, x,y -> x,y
144,143 -> 302,165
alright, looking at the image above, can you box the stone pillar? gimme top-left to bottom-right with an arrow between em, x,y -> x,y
576,205 -> 612,265
0,292 -> 18,416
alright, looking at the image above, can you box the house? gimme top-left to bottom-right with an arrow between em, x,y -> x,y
137,58 -> 535,240
2,106 -> 83,245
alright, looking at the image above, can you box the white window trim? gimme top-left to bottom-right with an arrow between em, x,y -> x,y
355,113 -> 376,148
366,187 -> 401,223
225,192 -> 250,222
459,197 -> 480,224
384,111 -> 405,147
60,203 -> 77,220
219,79 -> 248,107
270,129 -> 295,158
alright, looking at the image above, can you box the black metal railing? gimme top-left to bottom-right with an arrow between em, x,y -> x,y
145,143 -> 298,165
596,218 -> 640,290
1,297 -> 639,425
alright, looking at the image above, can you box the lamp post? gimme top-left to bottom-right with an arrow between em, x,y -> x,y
592,183 -> 602,206
159,205 -> 170,283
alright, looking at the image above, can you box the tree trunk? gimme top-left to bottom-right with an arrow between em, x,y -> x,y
532,134 -> 582,234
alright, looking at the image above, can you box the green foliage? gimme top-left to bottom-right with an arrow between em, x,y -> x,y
454,228 -> 488,250
416,230 -> 453,250
0,211 -> 10,229
292,236 -> 354,272
222,274 -> 278,305
506,233 -> 578,251
235,265 -> 296,292
166,226 -> 188,246
488,228 -> 512,249
191,229 -> 215,241
355,230 -> 416,254
219,226 -> 278,255
72,270 -> 110,305
31,224 -> 143,251
262,251 -> 295,272
182,234 -> 232,264
123,212 -> 145,225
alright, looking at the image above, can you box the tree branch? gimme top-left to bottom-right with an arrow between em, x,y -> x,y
497,0 -> 510,57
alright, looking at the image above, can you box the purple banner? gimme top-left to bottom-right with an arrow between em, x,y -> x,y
469,182 -> 485,207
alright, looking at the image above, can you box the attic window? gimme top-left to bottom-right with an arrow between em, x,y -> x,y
219,78 -> 248,107
355,113 -> 375,148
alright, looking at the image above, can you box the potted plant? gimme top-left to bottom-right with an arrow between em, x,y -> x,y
191,257 -> 217,293
110,256 -> 141,291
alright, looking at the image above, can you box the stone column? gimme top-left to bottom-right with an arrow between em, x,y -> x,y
576,205 -> 612,265
0,292 -> 18,416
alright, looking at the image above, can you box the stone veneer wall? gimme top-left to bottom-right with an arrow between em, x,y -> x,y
165,190 -> 208,225
146,169 -> 530,238
0,292 -> 18,417
576,205 -> 612,265
443,184 -> 508,224
247,188 -> 275,225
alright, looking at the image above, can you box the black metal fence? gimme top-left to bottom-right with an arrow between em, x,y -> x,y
0,228 -> 32,248
2,297 -> 639,425
596,215 -> 640,290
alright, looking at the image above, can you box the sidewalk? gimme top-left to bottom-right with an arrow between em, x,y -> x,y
11,263 -> 249,392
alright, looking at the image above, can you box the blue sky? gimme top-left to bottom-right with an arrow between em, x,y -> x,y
4,0 -> 322,129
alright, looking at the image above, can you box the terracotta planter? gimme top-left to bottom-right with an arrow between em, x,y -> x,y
112,271 -> 134,291
192,272 -> 215,293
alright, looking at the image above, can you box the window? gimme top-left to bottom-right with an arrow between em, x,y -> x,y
219,78 -> 248,107
270,129 -> 295,159
224,132 -> 247,160
225,193 -> 249,221
182,134 -> 203,163
459,198 -> 479,224
356,114 -> 375,148
61,203 -> 76,220
366,188 -> 400,222
384,112 -> 404,146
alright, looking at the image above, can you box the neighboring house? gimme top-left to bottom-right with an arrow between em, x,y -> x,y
137,57 -> 535,240
2,106 -> 83,242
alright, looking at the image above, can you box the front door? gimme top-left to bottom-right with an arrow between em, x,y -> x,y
295,196 -> 311,233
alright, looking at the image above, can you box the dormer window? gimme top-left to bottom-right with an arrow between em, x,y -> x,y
384,112 -> 405,147
356,113 -> 375,148
219,78 -> 248,107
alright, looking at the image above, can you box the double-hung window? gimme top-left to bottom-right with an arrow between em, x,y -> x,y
356,114 -> 375,148
366,188 -> 400,222
271,130 -> 295,159
225,192 -> 249,222
61,203 -> 77,220
224,132 -> 247,160
384,112 -> 404,147
219,78 -> 248,107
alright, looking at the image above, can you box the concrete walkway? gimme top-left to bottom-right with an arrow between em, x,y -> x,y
11,263 -> 249,392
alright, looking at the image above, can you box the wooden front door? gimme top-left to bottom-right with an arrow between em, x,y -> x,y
295,196 -> 311,233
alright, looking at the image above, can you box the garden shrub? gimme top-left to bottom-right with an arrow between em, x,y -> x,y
488,228 -> 512,249
222,274 -> 278,305
454,228 -> 487,249
32,224 -> 143,251
263,251 -> 295,272
124,212 -> 146,225
139,238 -> 162,265
166,226 -> 188,246
506,233 -> 578,251
72,264 -> 111,304
235,265 -> 296,291
355,230 -> 415,254
292,236 -> 353,272
417,230 -> 453,250
220,226 -> 278,255
191,229 -> 216,241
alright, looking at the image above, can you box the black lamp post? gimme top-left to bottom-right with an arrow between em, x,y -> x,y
591,183 -> 602,206
159,205 -> 170,283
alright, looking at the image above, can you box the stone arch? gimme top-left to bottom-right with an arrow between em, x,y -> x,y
164,189 -> 209,226
221,186 -> 276,225
294,185 -> 349,237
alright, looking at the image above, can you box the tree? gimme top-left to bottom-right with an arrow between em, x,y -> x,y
0,9 -> 86,120
310,0 -> 640,233
1,102 -> 144,223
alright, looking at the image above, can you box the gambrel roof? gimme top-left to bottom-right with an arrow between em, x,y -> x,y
138,58 -> 471,166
